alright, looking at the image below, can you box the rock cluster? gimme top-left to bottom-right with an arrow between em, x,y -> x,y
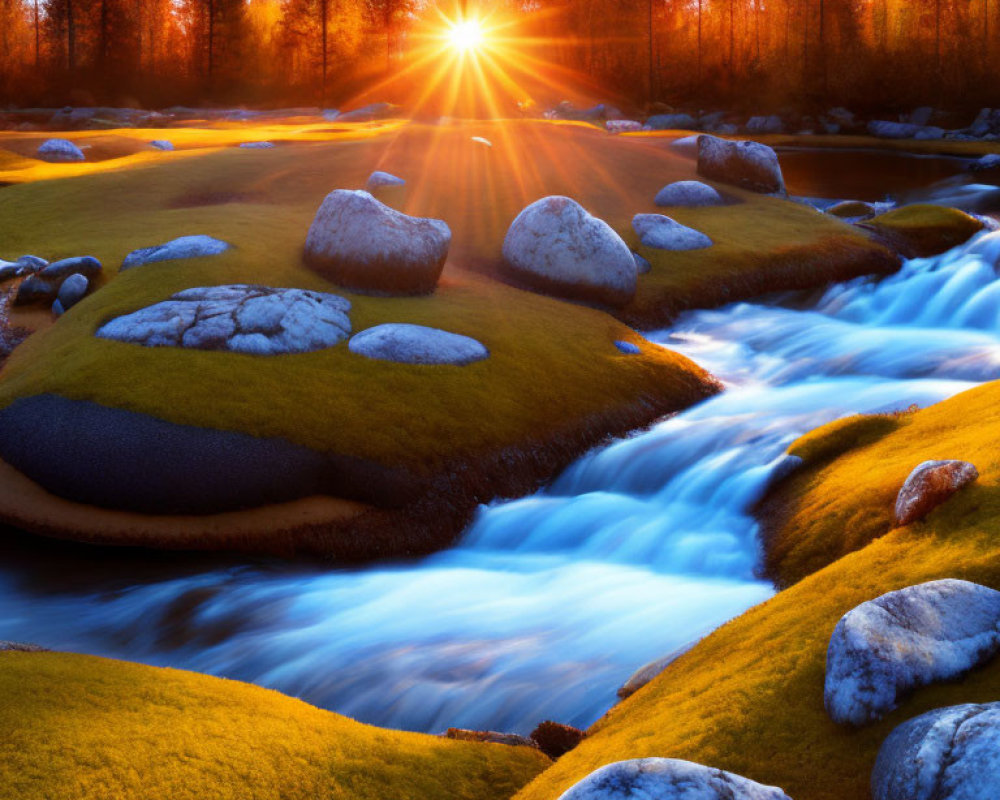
10,255 -> 100,315
97,285 -> 352,355
893,460 -> 978,527
502,196 -> 636,308
304,190 -> 451,295
558,759 -> 792,800
824,579 -> 1000,725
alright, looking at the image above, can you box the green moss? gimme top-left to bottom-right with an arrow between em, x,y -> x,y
788,413 -> 908,466
0,651 -> 550,800
861,204 -> 984,258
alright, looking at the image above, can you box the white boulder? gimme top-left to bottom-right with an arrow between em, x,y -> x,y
633,214 -> 713,251
349,324 -> 489,366
557,758 -> 792,800
304,190 -> 451,294
502,196 -> 636,307
121,236 -> 232,270
825,579 -> 1000,726
655,180 -> 724,207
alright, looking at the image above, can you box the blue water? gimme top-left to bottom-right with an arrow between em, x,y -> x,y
2,231 -> 1000,734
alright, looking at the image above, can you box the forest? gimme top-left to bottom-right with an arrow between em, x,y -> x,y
0,0 -> 997,126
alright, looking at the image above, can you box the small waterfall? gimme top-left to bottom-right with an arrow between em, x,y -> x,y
2,232 -> 1000,734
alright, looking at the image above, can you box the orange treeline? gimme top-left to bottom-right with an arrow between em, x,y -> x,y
0,0 -> 997,111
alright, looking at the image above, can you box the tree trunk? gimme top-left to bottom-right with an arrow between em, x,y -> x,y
67,0 -> 76,71
34,0 -> 40,68
321,0 -> 328,103
648,0 -> 654,101
208,0 -> 215,79
697,0 -> 703,86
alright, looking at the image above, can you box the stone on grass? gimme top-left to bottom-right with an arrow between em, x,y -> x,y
37,138 -> 84,162
632,252 -> 651,274
366,170 -> 405,189
97,285 -> 352,355
825,579 -> 1000,726
557,758 -> 792,800
56,273 -> 89,312
606,120 -> 643,134
655,180 -> 724,208
633,214 -> 713,251
14,276 -> 58,306
894,460 -> 978,527
39,256 -> 102,281
304,190 -> 451,294
645,113 -> 697,131
872,702 -> 1000,800
697,135 -> 786,195
150,140 -> 174,151
348,323 -> 488,366
121,235 -> 232,270
502,196 -> 636,308
239,141 -> 275,149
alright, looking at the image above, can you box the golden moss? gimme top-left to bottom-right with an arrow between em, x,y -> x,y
861,204 -> 984,258
787,412 -> 908,466
0,651 -> 549,800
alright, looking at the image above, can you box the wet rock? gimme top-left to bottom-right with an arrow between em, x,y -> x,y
121,235 -> 231,270
645,113 -> 697,131
13,276 -> 58,306
872,702 -> 1000,800
445,728 -> 536,748
632,214 -> 713,251
558,758 -> 792,800
56,273 -> 89,312
606,120 -> 643,134
530,721 -> 585,759
502,196 -> 636,308
697,135 -> 786,195
970,154 -> 1000,172
366,170 -> 405,189
825,579 -> 1000,726
894,460 -> 978,527
239,141 -> 275,149
614,340 -> 641,355
632,252 -> 651,274
655,180 -> 724,208
97,285 -> 351,355
304,190 -> 451,294
37,138 -> 84,162
40,256 -> 102,282
746,115 -> 785,134
150,140 -> 174,151
348,324 -> 489,366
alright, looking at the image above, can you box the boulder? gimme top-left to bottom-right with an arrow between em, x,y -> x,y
632,252 -> 651,274
645,113 -> 697,131
557,758 -> 792,800
868,121 -> 923,139
444,728 -> 536,748
121,235 -> 231,270
971,108 -> 1000,138
239,141 -> 275,149
970,154 -> 1000,172
697,135 -> 786,195
13,276 -> 58,306
366,170 -> 405,190
37,138 -> 84,162
529,721 -> 584,759
56,273 -> 89,312
824,579 -> 1000,726
348,323 -> 488,366
894,460 -> 978,527
606,120 -> 643,134
40,256 -> 102,282
502,196 -> 636,307
872,702 -> 1000,800
150,140 -> 174,151
304,190 -> 451,294
97,285 -> 352,355
746,115 -> 785,134
655,180 -> 724,208
632,214 -> 713,251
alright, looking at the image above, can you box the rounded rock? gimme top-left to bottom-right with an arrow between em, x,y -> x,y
655,180 -> 724,208
37,138 -> 85,162
40,256 -> 102,282
366,171 -> 405,189
56,273 -> 89,311
348,324 -> 488,366
633,214 -> 713,251
894,460 -> 978,527
697,135 -> 786,195
121,236 -> 231,270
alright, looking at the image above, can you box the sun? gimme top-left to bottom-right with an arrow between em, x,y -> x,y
448,19 -> 486,53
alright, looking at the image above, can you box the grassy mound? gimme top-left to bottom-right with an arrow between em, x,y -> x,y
0,120 -> 722,557
859,204 -> 984,258
0,650 -> 549,800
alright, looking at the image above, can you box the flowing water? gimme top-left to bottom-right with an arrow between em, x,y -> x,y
4,230 -> 1000,735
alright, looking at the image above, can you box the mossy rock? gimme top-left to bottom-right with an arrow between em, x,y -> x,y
859,204 -> 984,258
0,650 -> 550,800
0,121 -> 720,558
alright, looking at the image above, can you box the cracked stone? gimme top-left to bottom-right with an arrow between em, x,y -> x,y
502,196 -> 636,308
825,579 -> 1000,726
557,758 -> 792,800
96,285 -> 352,355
